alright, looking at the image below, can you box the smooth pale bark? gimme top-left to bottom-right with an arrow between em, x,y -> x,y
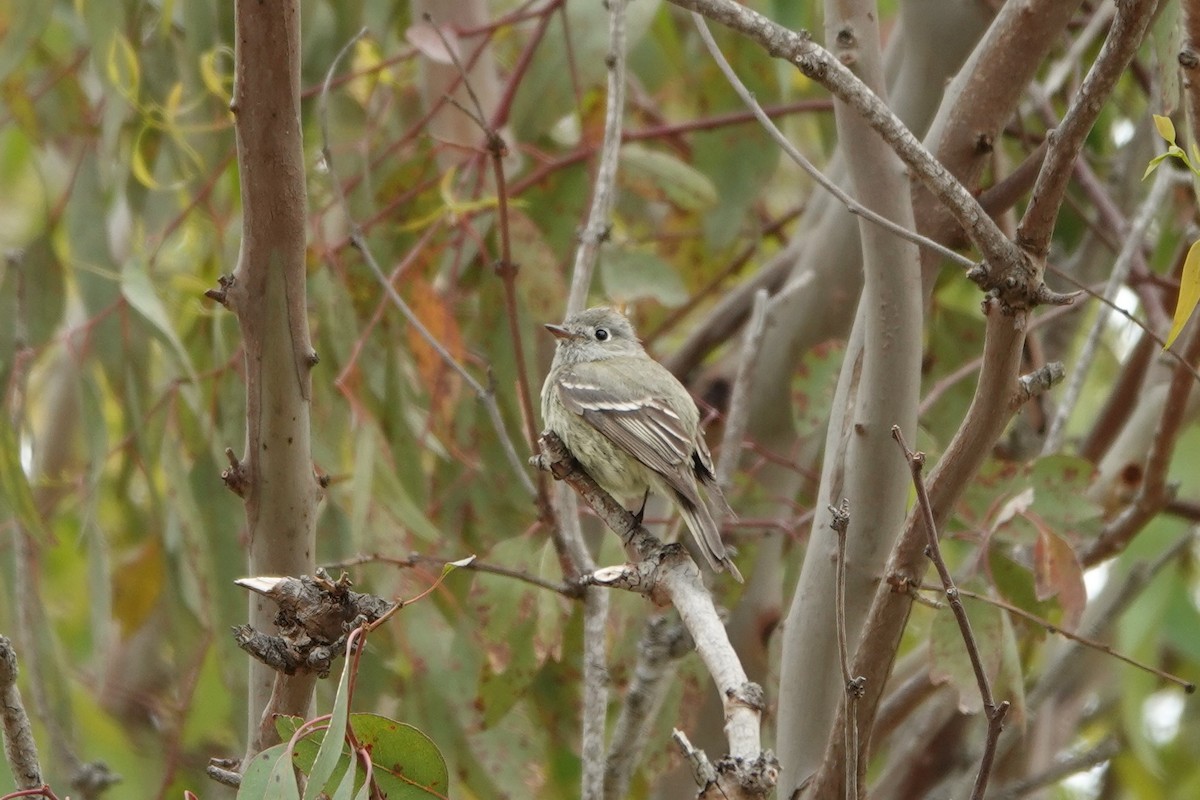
229,0 -> 321,754
773,0 -> 924,791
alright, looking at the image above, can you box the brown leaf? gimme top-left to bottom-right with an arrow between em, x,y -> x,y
405,276 -> 464,428
1030,514 -> 1087,628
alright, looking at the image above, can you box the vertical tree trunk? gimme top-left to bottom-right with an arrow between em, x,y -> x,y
228,0 -> 320,754
774,0 -> 923,791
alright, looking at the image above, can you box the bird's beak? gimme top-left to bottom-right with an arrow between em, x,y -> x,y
544,323 -> 575,341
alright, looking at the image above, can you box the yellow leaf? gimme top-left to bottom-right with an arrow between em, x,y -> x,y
1154,113 -> 1177,145
164,81 -> 183,120
106,32 -> 140,104
131,124 -> 160,189
199,46 -> 234,104
112,538 -> 165,637
349,38 -> 390,104
1165,239 -> 1200,349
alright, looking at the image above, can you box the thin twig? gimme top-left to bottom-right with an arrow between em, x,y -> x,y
716,288 -> 770,489
690,12 -> 974,272
991,738 -> 1121,800
555,3 -> 635,796
1041,165 -> 1175,454
829,501 -> 862,800
1015,0 -> 1161,258
423,11 -> 557,535
920,583 -> 1195,692
1044,263 -> 1200,386
316,28 -> 535,498
322,552 -> 580,597
566,0 -> 630,315
892,426 -> 1009,800
674,0 -> 1059,311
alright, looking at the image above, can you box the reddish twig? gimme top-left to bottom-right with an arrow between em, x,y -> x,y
892,426 -> 1009,800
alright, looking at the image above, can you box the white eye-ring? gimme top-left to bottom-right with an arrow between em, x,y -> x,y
594,328 -> 610,341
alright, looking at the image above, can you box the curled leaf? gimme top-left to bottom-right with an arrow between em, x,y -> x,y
1165,240 -> 1200,349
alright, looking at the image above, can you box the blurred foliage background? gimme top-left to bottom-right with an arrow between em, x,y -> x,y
2,0 -> 1200,798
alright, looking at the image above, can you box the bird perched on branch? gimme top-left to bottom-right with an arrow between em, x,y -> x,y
541,306 -> 742,582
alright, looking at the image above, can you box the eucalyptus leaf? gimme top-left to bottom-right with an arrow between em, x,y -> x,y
599,246 -> 687,307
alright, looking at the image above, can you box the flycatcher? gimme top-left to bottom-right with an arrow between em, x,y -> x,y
541,306 -> 742,582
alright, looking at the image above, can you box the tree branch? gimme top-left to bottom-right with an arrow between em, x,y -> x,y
0,636 -> 42,790
1082,314 -> 1200,565
603,617 -> 691,800
535,432 -> 777,796
669,0 -> 1060,310
1015,0 -> 1162,258
228,0 -> 321,755
716,288 -> 770,489
691,13 -> 973,272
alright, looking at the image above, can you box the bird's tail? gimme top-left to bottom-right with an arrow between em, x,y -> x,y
675,490 -> 744,583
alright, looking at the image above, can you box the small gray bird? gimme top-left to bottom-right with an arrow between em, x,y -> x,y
541,306 -> 742,582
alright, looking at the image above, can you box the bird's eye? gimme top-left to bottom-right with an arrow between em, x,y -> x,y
594,328 -> 610,342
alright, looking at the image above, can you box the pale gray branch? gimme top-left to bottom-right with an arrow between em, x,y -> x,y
566,0 -> 630,315
1041,165 -> 1174,454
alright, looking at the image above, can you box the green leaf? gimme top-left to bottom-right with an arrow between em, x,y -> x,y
0,414 -> 46,539
508,0 -> 661,138
348,713 -> 449,798
105,32 -> 141,104
599,246 -> 688,307
238,744 -> 300,800
17,237 -> 65,348
0,0 -> 53,82
303,648 -> 356,800
275,715 -> 304,741
987,547 -> 1056,626
1026,455 -> 1101,537
264,745 -> 302,800
693,124 -> 780,249
120,258 -> 199,386
620,143 -> 719,212
372,435 -> 443,544
1143,152 -> 1170,180
1154,114 -> 1177,145
1165,239 -> 1200,349
331,755 -> 360,800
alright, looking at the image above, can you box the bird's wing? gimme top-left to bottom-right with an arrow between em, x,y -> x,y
555,362 -> 696,488
693,434 -> 734,518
